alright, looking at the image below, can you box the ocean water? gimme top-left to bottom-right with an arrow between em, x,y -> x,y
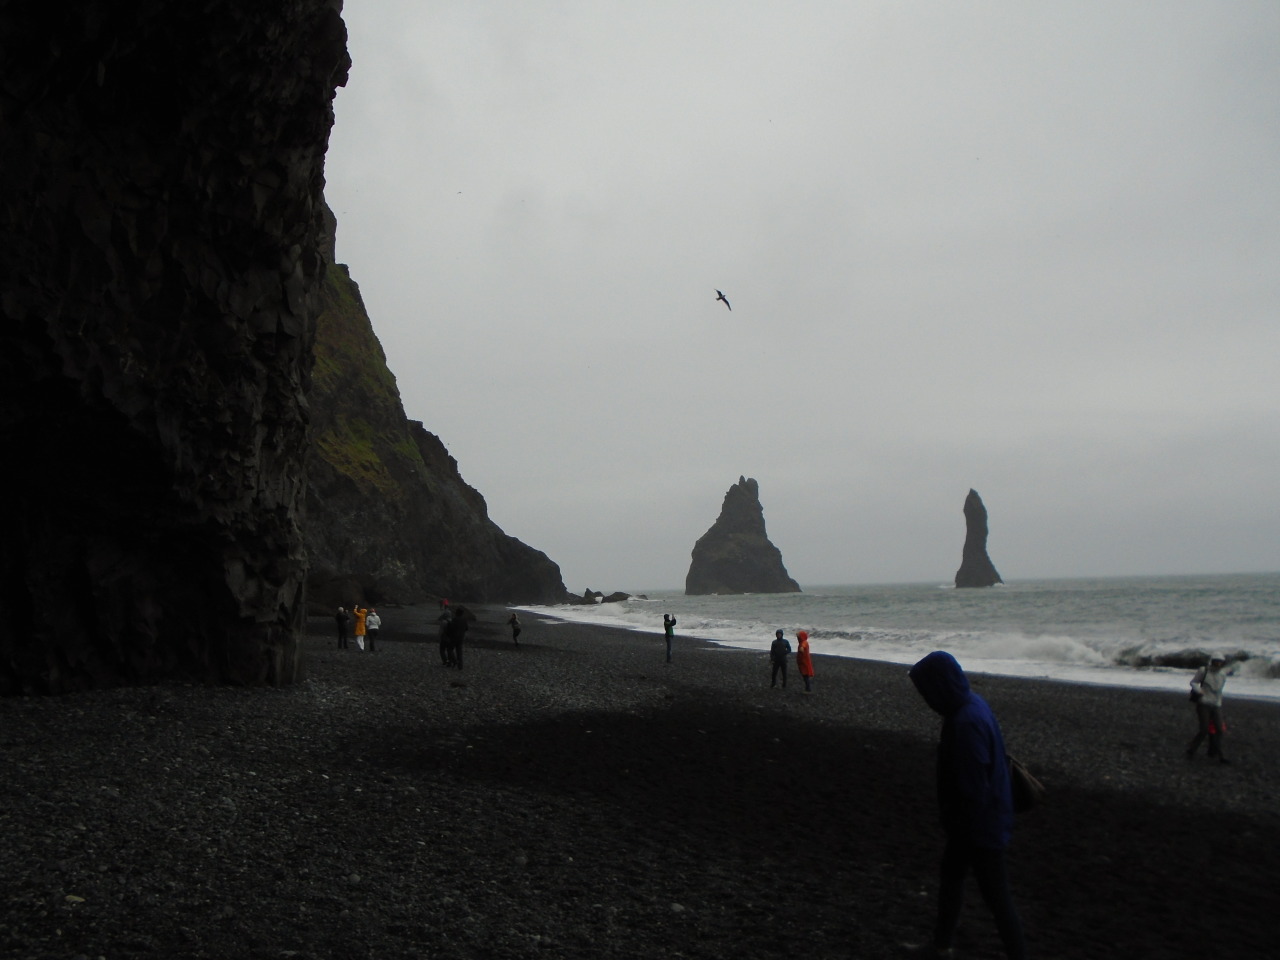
521,573 -> 1280,702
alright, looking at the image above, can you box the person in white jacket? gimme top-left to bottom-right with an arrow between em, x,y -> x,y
1186,653 -> 1229,763
366,609 -> 382,653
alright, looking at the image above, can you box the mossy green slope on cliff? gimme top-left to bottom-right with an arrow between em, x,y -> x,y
305,262 -> 569,607
310,265 -> 419,494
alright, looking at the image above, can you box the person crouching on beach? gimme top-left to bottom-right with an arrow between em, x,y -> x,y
770,629 -> 791,688
906,650 -> 1026,960
1186,653 -> 1230,763
795,630 -> 814,693
663,614 -> 677,664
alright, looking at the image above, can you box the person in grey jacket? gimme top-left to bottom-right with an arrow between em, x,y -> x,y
366,609 -> 382,653
1186,653 -> 1230,763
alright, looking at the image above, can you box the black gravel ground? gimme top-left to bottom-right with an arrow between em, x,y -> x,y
2,607 -> 1277,959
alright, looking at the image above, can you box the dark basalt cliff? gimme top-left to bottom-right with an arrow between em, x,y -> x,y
954,488 -> 1003,588
304,215 -> 571,607
686,477 -> 801,596
0,3 -> 567,694
0,2 -> 349,693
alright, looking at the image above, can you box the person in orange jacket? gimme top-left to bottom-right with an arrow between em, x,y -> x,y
353,606 -> 368,651
796,630 -> 814,693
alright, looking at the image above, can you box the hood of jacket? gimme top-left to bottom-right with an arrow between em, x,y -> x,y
909,650 -> 972,717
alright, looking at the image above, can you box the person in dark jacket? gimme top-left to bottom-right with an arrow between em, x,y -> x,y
436,602 -> 454,666
769,629 -> 790,688
906,651 -> 1026,960
334,607 -> 350,649
445,607 -> 471,670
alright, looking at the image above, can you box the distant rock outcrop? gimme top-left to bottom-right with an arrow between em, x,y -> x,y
954,489 -> 1003,588
303,216 -> 572,608
685,477 -> 801,595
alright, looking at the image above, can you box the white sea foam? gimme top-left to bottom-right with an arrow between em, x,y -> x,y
521,574 -> 1280,701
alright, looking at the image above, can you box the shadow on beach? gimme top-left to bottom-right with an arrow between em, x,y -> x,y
0,610 -> 1275,959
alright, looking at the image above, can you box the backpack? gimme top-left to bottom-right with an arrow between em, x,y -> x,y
1007,754 -> 1046,813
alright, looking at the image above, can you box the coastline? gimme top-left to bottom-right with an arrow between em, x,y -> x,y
517,576 -> 1280,702
498,607 -> 1280,816
1,606 -> 1275,959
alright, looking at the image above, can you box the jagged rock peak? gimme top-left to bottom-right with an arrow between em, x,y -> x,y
685,477 -> 801,596
954,488 -> 1003,588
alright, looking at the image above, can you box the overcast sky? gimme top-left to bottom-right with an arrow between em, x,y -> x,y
323,1 -> 1280,592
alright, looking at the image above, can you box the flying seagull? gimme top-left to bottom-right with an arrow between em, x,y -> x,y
715,289 -> 732,311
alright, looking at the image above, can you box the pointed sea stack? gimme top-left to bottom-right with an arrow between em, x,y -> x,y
954,488 -> 1003,588
685,477 -> 801,595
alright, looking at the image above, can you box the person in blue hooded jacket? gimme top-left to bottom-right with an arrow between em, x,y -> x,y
906,651 -> 1026,960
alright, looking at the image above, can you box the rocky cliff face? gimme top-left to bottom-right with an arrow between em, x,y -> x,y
0,3 -> 350,693
954,488 -> 1003,588
686,477 -> 801,596
304,220 -> 572,607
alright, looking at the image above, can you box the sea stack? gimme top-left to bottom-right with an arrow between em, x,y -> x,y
954,488 -> 1003,588
685,477 -> 801,596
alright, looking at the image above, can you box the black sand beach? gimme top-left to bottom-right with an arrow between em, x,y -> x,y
2,608 -> 1277,959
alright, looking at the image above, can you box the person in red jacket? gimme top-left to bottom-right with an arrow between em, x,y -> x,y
795,630 -> 814,693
